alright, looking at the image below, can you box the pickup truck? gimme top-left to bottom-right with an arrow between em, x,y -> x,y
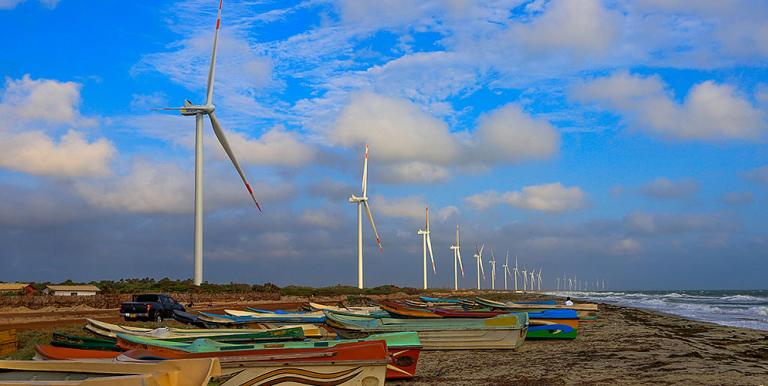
119,294 -> 185,322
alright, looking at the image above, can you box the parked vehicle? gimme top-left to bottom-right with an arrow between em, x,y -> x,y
119,294 -> 185,322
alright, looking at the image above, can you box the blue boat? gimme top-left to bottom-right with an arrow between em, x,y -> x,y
201,311 -> 326,324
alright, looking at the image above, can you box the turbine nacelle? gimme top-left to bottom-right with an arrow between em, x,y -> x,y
348,194 -> 367,203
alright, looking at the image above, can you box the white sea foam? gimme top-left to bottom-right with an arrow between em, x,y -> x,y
554,290 -> 768,331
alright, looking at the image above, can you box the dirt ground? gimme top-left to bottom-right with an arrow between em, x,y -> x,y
2,293 -> 767,385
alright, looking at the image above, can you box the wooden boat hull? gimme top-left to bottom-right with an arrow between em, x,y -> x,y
324,311 -> 528,350
219,310 -> 326,324
0,358 -> 219,386
526,324 -> 577,339
51,333 -> 118,351
119,341 -> 388,385
476,297 -> 598,311
379,301 -> 442,318
85,318 -> 306,342
34,345 -> 120,361
116,333 -> 421,380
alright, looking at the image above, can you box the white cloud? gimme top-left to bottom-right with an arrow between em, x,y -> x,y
0,130 -> 114,178
613,238 -> 641,255
329,93 -> 559,182
1,75 -> 82,125
298,208 -> 339,228
466,183 -> 586,213
638,177 -> 699,199
0,75 -> 114,178
473,104 -> 559,162
510,0 -> 622,56
0,0 -> 58,10
331,92 -> 461,164
373,195 -> 428,220
75,159 -> 294,214
572,72 -> 766,140
223,126 -> 315,167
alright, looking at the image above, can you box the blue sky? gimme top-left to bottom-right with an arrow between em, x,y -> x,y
1,0 -> 767,290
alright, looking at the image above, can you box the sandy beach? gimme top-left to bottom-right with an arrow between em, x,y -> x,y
2,294 -> 767,385
405,301 -> 768,385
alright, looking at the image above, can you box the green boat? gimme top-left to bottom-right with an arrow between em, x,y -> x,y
116,331 -> 420,353
51,333 -> 119,351
526,324 -> 578,339
324,310 -> 528,350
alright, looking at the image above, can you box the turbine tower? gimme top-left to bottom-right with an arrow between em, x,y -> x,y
522,266 -> 528,291
556,277 -> 560,291
157,0 -> 261,286
537,268 -> 542,291
513,256 -> 519,291
489,249 -> 497,290
530,271 -> 535,291
473,245 -> 485,290
449,225 -> 464,291
348,145 -> 383,288
417,207 -> 436,289
502,252 -> 509,291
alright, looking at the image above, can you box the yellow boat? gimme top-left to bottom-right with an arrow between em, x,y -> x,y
0,358 -> 219,385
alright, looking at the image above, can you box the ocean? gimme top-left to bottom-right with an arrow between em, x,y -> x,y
548,290 -> 768,331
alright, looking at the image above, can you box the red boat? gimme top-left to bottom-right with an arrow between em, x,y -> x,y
35,345 -> 121,360
379,301 -> 442,318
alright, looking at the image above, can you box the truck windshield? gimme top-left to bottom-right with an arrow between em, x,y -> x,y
134,295 -> 160,302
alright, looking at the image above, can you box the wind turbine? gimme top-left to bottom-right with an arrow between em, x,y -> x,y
348,145 -> 383,289
449,225 -> 464,291
537,268 -> 542,291
530,271 -> 535,291
556,277 -> 560,291
156,0 -> 261,286
568,277 -> 572,291
522,266 -> 528,291
502,252 -> 509,291
489,249 -> 497,290
474,245 -> 485,290
513,256 -> 519,292
417,207 -> 436,289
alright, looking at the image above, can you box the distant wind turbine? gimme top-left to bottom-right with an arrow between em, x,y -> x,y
474,245 -> 485,290
348,145 -> 383,289
489,249 -> 497,290
449,225 -> 465,291
156,0 -> 261,286
556,277 -> 560,291
530,271 -> 535,291
522,266 -> 528,291
537,268 -> 542,291
502,252 -> 510,291
513,256 -> 519,292
417,207 -> 436,289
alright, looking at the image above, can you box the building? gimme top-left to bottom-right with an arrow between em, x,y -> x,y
44,285 -> 101,296
0,283 -> 35,295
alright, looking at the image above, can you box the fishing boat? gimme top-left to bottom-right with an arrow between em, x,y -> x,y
475,297 -> 599,319
0,358 -> 219,385
307,302 -> 381,315
418,296 -> 465,304
35,345 -> 121,360
526,324 -> 578,339
116,332 -> 421,380
324,310 -> 528,350
227,309 -> 327,323
118,341 -> 389,385
85,318 -> 306,342
378,301 -> 442,318
50,333 -> 118,351
432,308 -> 579,328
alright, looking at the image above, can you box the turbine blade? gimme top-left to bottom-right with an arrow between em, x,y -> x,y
205,0 -> 223,105
363,201 -> 383,252
361,144 -> 368,197
426,234 -> 436,273
479,257 -> 485,278
457,249 -> 464,276
208,112 -> 261,211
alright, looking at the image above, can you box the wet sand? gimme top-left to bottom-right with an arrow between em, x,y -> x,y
404,302 -> 768,385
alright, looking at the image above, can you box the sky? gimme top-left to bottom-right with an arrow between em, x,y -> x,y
1,0 -> 767,290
